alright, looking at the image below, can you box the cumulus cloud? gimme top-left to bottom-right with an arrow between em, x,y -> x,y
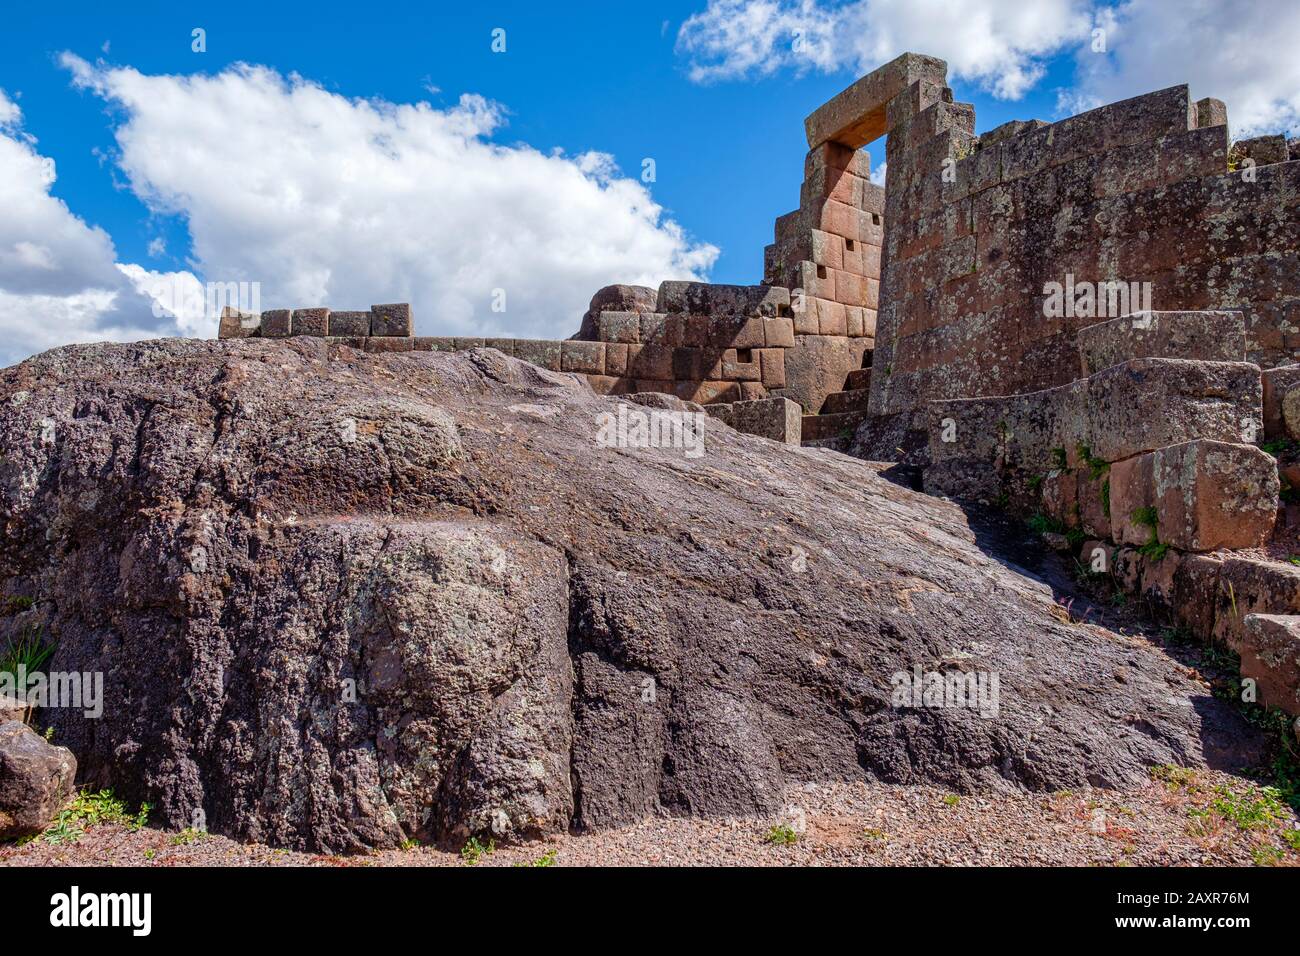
0,88 -> 190,367
677,0 -> 1095,99
678,0 -> 1300,137
1068,0 -> 1300,137
60,55 -> 719,341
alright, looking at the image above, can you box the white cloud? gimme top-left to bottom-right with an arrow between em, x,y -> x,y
678,0 -> 1300,138
0,88 -> 191,367
61,56 -> 719,341
677,0 -> 1095,99
1068,0 -> 1300,137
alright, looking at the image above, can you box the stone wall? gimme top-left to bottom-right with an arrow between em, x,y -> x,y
216,302 -> 804,444
825,55 -> 1300,460
925,307 -> 1300,716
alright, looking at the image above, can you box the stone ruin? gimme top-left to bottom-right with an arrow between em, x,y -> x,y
218,52 -> 1300,723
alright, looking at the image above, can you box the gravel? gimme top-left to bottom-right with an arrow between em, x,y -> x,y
4,770 -> 1296,867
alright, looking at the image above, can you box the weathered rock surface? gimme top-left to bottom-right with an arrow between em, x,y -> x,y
0,339 -> 1254,851
0,720 -> 76,839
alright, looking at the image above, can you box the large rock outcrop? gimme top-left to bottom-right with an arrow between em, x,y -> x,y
0,339 -> 1250,850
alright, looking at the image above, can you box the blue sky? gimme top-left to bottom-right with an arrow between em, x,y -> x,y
1,1 -> 1075,283
1,1 -> 1296,364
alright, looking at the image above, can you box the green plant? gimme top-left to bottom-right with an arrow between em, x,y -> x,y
1026,474 -> 1044,492
942,794 -> 961,807
1204,784 -> 1287,831
1027,512 -> 1066,535
170,827 -> 208,846
1252,845 -> 1284,866
1138,538 -> 1171,561
514,848 -> 558,867
399,837 -> 420,851
1131,506 -> 1158,529
1288,556 -> 1300,567
37,789 -> 147,845
1076,444 -> 1110,481
765,824 -> 799,845
0,595 -> 34,616
1150,764 -> 1199,790
1101,479 -> 1111,517
1050,447 -> 1068,470
1283,829 -> 1300,852
461,835 -> 496,865
0,625 -> 55,692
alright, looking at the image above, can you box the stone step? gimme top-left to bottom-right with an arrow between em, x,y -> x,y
800,410 -> 867,442
845,367 -> 872,390
822,388 -> 871,414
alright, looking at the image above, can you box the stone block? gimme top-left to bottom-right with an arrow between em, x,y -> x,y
803,140 -> 872,181
371,303 -> 413,337
730,397 -> 802,444
1239,614 -> 1300,715
678,380 -> 742,404
598,312 -> 642,343
1077,471 -> 1112,540
758,348 -> 787,388
764,316 -> 796,348
639,313 -> 685,347
1076,311 -> 1246,376
733,317 -> 767,350
485,338 -> 516,355
417,336 -> 458,351
364,336 -> 414,353
260,309 -> 291,338
561,341 -> 606,375
1261,364 -> 1300,439
1195,97 -> 1227,129
329,311 -> 372,337
1214,558 -> 1300,650
683,315 -> 711,348
291,308 -> 330,337
514,339 -> 562,372
804,52 -> 949,148
1109,452 -> 1157,546
1084,359 -> 1261,462
452,337 -> 486,350
626,344 -> 673,381
1172,553 -> 1222,637
218,307 -> 259,339
605,342 -> 630,377
1230,135 -> 1289,167
1150,440 -> 1278,551
585,375 -> 634,396
656,282 -> 790,317
1040,470 -> 1079,528
816,299 -> 848,336
325,336 -> 367,349
721,350 -> 761,382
